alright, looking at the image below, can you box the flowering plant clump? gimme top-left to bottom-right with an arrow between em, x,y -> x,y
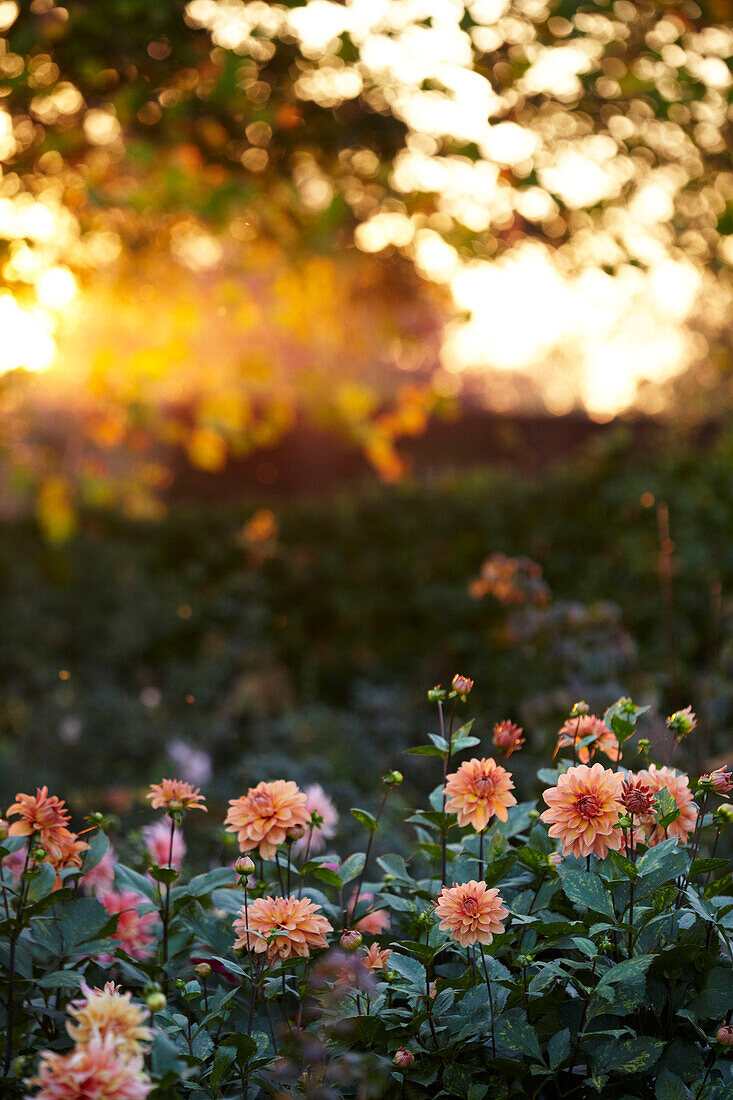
1,685 -> 732,1098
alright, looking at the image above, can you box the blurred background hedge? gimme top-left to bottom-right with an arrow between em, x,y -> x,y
1,426 -> 731,835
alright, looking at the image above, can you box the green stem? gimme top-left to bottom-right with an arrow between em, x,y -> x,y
478,944 -> 496,1058
348,786 -> 391,928
440,699 -> 457,887
161,816 -> 175,969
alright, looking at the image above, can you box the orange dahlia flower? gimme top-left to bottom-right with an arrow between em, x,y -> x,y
146,779 -> 206,813
540,763 -> 624,859
633,765 -> 697,846
435,880 -> 508,947
444,758 -> 517,831
7,787 -> 71,861
225,780 -> 308,860
555,715 -> 621,764
26,1038 -> 152,1100
364,943 -> 392,971
67,981 -> 152,1057
233,893 -> 332,963
46,830 -> 90,874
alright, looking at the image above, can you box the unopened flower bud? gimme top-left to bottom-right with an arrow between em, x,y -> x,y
548,851 -> 562,868
30,845 -> 47,863
666,706 -> 696,739
715,802 -> 733,823
698,774 -> 713,793
428,685 -> 446,702
286,824 -> 306,842
716,1024 -> 733,1046
235,855 -> 255,877
529,809 -> 539,820
0,819 -> 7,841
394,1048 -> 415,1069
598,937 -> 612,952
710,767 -> 732,795
195,962 -> 211,978
340,929 -> 363,952
451,674 -> 474,696
146,991 -> 167,1013
570,701 -> 589,717
621,780 -> 654,817
383,770 -> 403,787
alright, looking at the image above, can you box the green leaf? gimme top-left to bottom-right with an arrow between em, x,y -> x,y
388,952 -> 426,989
548,1028 -> 570,1070
690,967 -> 733,1018
444,1064 -> 475,1097
24,862 -> 56,902
405,745 -> 447,757
607,850 -> 638,880
338,853 -> 366,884
37,969 -> 85,989
114,863 -> 156,901
495,1017 -> 543,1062
517,845 -> 548,873
350,808 -> 378,833
452,736 -> 481,752
594,1036 -> 664,1075
558,867 -> 615,919
654,788 -> 680,830
428,733 -> 450,751
310,867 -> 343,888
376,854 -> 413,882
690,857 -> 728,877
211,1046 -> 237,1090
149,865 -> 179,885
79,830 -> 109,876
595,955 -> 655,992
655,1070 -> 686,1100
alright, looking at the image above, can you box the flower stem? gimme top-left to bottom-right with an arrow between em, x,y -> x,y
3,839 -> 33,1076
348,785 -> 391,928
440,699 -> 457,887
478,944 -> 496,1058
161,816 -> 175,969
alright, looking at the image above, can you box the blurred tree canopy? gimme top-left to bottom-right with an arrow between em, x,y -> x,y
1,0 -> 733,533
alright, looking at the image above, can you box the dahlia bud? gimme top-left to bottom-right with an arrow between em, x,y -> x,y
715,802 -> 733,823
710,767 -> 732,795
428,685 -> 446,702
394,1048 -> 415,1069
146,991 -> 167,1013
716,1024 -> 733,1046
492,720 -> 525,758
698,774 -> 713,793
621,779 -> 654,817
548,851 -> 562,868
30,845 -> 47,863
451,674 -> 474,697
528,809 -> 539,820
637,738 -> 651,756
340,929 -> 363,952
235,855 -> 255,877
195,962 -> 211,978
570,701 -> 589,717
0,818 -> 7,841
382,770 -> 403,787
666,706 -> 696,739
286,824 -> 306,842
